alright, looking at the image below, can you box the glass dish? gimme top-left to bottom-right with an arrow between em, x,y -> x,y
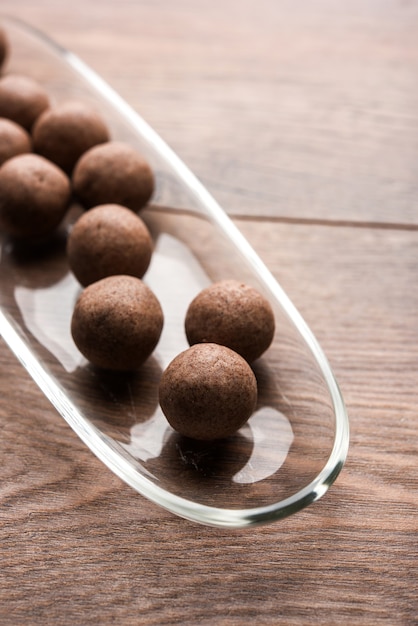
0,16 -> 349,528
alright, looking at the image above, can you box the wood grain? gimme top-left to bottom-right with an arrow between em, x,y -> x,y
3,0 -> 418,225
0,1 -> 417,624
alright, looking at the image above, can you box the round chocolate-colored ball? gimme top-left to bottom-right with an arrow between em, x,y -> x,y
32,100 -> 110,173
71,275 -> 164,371
0,27 -> 9,69
0,153 -> 71,239
72,141 -> 154,212
0,74 -> 49,130
67,203 -> 153,286
159,343 -> 257,441
185,279 -> 275,363
0,117 -> 31,165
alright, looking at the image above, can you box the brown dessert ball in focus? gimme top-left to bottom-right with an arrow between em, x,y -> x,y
0,74 -> 49,130
32,100 -> 110,173
185,279 -> 275,363
67,203 -> 153,286
159,343 -> 257,441
72,141 -> 155,212
0,117 -> 31,165
0,153 -> 71,239
71,275 -> 164,371
0,27 -> 9,70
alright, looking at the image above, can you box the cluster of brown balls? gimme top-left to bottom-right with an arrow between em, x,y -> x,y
0,26 -> 276,441
0,26 -> 161,371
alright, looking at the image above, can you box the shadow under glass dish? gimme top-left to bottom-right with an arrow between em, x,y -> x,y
0,16 -> 349,528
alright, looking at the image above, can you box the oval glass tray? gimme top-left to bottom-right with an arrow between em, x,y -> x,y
0,16 -> 349,528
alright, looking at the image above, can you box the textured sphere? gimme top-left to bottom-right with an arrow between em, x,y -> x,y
72,141 -> 155,212
67,203 -> 153,286
71,275 -> 164,370
185,279 -> 275,362
0,153 -> 71,239
159,343 -> 257,441
32,100 -> 110,172
0,74 -> 49,130
0,117 -> 31,166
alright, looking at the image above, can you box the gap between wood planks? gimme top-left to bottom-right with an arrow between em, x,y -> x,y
231,215 -> 418,232
148,205 -> 418,232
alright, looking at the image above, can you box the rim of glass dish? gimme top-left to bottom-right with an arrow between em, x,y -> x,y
0,15 -> 350,528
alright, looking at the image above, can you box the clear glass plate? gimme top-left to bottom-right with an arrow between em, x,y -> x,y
0,16 -> 349,528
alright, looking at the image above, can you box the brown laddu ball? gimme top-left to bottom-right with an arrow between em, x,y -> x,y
159,343 -> 258,441
0,74 -> 49,130
0,117 -> 31,165
71,275 -> 164,371
0,153 -> 71,239
185,279 -> 275,362
32,100 -> 110,173
67,203 -> 153,286
72,141 -> 155,212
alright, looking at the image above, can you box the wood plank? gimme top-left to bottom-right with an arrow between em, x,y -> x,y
1,222 -> 417,624
2,0 -> 417,224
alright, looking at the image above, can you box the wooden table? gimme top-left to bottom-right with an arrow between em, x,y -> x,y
1,1 -> 417,623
